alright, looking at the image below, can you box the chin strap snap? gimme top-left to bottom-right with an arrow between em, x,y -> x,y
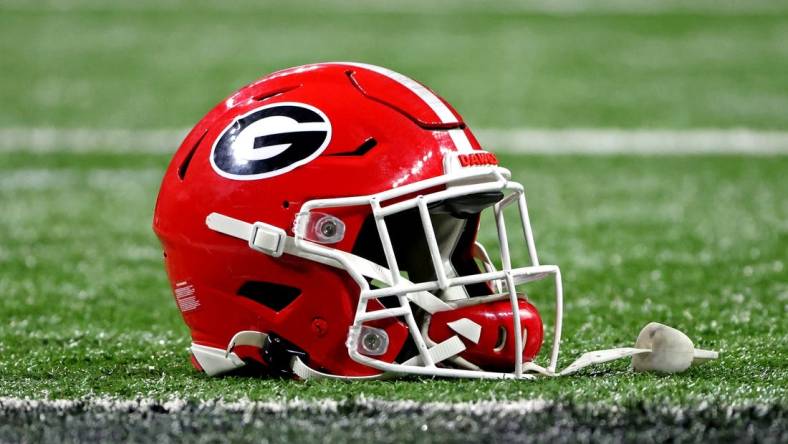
207,213 -> 286,257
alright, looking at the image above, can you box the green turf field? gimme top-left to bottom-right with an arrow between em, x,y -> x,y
1,152 -> 786,404
1,1 -> 786,442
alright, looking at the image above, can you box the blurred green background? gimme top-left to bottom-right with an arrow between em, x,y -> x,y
0,0 -> 786,404
2,0 -> 788,129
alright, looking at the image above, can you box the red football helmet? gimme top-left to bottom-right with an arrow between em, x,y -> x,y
153,62 -> 564,380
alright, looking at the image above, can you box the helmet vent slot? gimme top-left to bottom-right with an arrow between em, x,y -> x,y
237,281 -> 301,312
177,132 -> 205,180
328,137 -> 378,157
252,84 -> 301,102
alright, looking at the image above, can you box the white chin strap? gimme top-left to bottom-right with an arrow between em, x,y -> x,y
200,212 -> 718,380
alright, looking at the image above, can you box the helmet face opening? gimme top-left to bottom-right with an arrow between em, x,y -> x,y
352,207 -> 494,300
428,191 -> 505,219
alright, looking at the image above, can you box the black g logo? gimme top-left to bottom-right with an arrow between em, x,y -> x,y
210,102 -> 332,180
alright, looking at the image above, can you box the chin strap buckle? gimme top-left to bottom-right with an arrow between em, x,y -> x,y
249,221 -> 286,257
261,334 -> 309,377
206,212 -> 287,257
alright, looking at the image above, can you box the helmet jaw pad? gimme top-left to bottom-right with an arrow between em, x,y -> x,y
426,296 -> 544,372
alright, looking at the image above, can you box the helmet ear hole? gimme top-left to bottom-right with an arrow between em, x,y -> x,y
237,281 -> 301,312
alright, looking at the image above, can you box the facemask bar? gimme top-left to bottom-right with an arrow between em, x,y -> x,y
493,185 -> 563,374
293,166 -> 564,379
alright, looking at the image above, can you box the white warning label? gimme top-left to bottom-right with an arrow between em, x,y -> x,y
174,281 -> 200,313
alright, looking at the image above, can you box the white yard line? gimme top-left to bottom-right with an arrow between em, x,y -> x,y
1,127 -> 787,155
478,128 -> 788,155
0,128 -> 187,154
0,396 -> 552,415
0,396 -> 775,417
